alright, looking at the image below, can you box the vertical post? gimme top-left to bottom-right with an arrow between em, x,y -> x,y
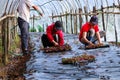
33,15 -> 35,32
14,18 -> 16,36
6,18 -> 9,65
65,11 -> 68,33
113,14 -> 118,45
70,10 -> 73,34
79,8 -> 83,29
60,13 -> 63,22
113,3 -> 118,45
93,6 -> 97,15
0,22 -> 2,65
74,10 -> 77,34
84,6 -> 88,22
60,13 -> 64,32
118,0 -> 120,10
42,24 -> 44,32
2,19 -> 8,65
8,17 -> 12,56
52,12 -> 54,22
101,5 -> 106,41
1,20 -> 4,65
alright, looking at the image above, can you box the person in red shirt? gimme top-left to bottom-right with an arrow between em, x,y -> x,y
41,21 -> 64,48
79,16 -> 105,47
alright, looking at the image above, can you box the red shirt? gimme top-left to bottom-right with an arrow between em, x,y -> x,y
46,23 -> 64,46
79,22 -> 99,41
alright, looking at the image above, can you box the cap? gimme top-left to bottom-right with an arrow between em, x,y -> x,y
55,21 -> 63,30
90,16 -> 98,25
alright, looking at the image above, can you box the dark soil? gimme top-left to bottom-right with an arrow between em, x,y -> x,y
0,54 -> 31,80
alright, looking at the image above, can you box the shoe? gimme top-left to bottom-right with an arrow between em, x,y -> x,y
23,49 -> 29,56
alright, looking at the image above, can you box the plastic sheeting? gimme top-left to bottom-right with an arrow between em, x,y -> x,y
0,0 -> 19,17
0,0 -> 119,17
32,0 -> 119,16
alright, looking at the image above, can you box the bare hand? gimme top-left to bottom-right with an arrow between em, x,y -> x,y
96,43 -> 103,46
54,42 -> 59,46
40,13 -> 43,16
52,40 -> 59,46
89,41 -> 95,47
86,42 -> 95,48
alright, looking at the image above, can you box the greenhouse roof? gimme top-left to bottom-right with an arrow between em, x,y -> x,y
0,0 -> 119,17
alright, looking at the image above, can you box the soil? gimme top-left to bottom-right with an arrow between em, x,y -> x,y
0,54 -> 31,80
